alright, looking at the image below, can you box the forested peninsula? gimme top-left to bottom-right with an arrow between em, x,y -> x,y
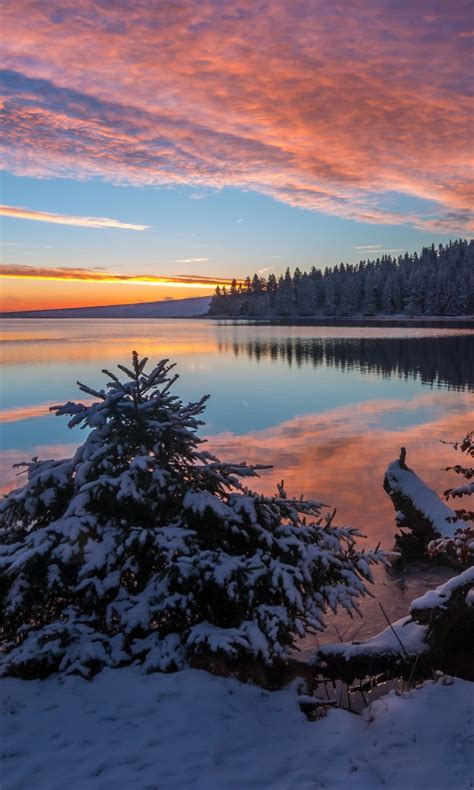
209,239 -> 473,318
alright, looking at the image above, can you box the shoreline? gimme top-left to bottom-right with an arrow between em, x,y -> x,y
2,313 -> 473,329
206,315 -> 474,328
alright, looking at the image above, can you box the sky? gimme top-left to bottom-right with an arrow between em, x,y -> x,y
0,0 -> 472,311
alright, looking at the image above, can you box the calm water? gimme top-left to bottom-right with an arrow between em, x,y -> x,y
1,318 -> 473,644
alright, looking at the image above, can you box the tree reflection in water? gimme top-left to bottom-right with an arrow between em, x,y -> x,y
217,333 -> 474,391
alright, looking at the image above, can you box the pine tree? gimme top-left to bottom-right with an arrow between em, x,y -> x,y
362,269 -> 377,316
293,267 -> 303,311
228,278 -> 241,316
298,273 -> 316,315
404,268 -> 424,315
324,269 -> 339,315
0,353 -> 384,679
275,269 -> 294,315
339,267 -> 359,315
381,276 -> 395,314
267,273 -> 278,313
209,286 -> 227,315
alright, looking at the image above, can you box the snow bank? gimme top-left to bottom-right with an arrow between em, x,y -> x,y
1,668 -> 473,789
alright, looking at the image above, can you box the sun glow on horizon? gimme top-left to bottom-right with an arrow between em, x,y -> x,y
0,265 -> 244,311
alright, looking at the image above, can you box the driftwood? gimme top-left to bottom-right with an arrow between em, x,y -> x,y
316,568 -> 474,683
383,448 -> 463,564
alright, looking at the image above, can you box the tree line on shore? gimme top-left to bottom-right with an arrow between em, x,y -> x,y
209,239 -> 473,318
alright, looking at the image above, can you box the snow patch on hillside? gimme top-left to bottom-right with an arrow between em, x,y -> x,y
0,296 -> 212,319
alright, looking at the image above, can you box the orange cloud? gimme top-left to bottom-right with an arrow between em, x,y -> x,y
0,264 -> 240,289
0,204 -> 149,230
0,400 -> 95,423
0,402 -> 62,423
0,1 -> 472,232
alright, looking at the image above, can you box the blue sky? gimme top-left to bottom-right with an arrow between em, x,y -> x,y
2,171 -> 457,276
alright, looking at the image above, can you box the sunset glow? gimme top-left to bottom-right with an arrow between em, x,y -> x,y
1,1 -> 472,312
0,268 -> 236,310
0,264 -> 239,288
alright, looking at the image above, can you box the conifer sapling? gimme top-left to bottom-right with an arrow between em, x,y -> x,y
0,352 -> 385,679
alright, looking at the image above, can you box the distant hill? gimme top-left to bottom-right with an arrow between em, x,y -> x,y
0,295 -> 212,319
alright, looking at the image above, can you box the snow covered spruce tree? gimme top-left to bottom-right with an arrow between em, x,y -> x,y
0,353 -> 385,679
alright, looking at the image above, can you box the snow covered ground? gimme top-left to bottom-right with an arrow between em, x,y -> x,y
1,668 -> 473,789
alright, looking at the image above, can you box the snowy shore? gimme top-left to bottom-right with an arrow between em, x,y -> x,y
1,668 -> 473,789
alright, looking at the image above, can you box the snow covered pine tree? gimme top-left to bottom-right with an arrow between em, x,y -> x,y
0,353 -> 384,679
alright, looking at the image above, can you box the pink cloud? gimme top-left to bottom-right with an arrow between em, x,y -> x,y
0,263 -> 240,287
0,1 -> 472,231
0,205 -> 148,230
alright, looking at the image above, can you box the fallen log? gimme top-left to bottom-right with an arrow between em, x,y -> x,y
409,565 -> 474,623
316,568 -> 474,683
315,615 -> 430,683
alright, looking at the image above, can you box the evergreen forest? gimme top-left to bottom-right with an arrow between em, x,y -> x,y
209,240 -> 473,318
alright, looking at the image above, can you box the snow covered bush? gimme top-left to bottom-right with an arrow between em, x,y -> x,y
427,525 -> 474,567
427,432 -> 474,566
443,431 -> 474,523
0,353 -> 384,679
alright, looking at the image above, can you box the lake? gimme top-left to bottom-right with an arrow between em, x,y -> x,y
1,318 -> 473,646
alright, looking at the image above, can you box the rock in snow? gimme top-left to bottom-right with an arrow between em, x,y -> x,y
0,668 -> 473,789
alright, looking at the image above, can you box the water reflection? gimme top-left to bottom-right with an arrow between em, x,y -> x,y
217,333 -> 474,390
1,319 -> 473,640
207,390 -> 473,546
207,392 -> 472,641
